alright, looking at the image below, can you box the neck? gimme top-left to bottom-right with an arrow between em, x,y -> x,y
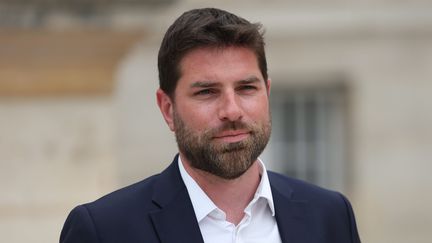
180,153 -> 261,225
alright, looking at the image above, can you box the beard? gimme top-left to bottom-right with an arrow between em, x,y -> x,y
173,109 -> 271,180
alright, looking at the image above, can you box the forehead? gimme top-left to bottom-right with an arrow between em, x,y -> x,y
177,46 -> 262,85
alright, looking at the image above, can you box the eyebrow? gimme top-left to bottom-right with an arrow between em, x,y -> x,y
237,76 -> 261,85
189,76 -> 261,88
190,81 -> 219,88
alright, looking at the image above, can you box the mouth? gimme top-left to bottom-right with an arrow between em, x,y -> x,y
213,131 -> 250,143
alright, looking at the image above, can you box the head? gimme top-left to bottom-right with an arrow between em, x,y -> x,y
157,8 -> 271,180
158,8 -> 268,99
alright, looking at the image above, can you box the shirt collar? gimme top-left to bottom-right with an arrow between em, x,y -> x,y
254,158 -> 276,216
178,156 -> 276,223
178,156 -> 218,222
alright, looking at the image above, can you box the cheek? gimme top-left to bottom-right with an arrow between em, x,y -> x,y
177,104 -> 214,130
242,97 -> 270,119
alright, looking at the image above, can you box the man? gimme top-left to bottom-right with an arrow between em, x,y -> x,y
60,8 -> 361,243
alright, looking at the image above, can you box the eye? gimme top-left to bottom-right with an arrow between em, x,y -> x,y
194,89 -> 215,96
241,85 -> 256,90
237,85 -> 258,93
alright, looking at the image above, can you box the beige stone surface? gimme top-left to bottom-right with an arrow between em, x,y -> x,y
266,35 -> 432,243
0,30 -> 143,96
1,2 -> 432,243
0,97 -> 118,242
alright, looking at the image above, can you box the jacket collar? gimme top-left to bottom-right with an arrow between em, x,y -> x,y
269,172 -> 315,243
149,155 -> 205,243
149,155 -> 313,243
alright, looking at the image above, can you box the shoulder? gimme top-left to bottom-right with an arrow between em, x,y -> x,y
68,173 -> 163,225
60,174 -> 162,243
268,171 -> 351,209
268,171 -> 361,242
83,157 -> 182,213
60,156 -> 184,243
87,173 -> 160,212
60,163 -> 182,243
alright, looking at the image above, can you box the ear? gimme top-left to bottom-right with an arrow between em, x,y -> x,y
156,89 -> 175,131
266,78 -> 271,96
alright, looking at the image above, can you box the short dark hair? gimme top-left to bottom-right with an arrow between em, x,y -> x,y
158,8 -> 268,98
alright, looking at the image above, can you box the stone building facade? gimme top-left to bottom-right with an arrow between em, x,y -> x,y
1,1 -> 431,242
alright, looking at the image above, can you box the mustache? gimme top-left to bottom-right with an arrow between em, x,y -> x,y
208,121 -> 252,136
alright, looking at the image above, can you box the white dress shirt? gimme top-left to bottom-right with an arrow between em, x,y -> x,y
178,156 -> 282,243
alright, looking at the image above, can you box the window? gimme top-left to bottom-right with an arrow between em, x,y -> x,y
263,84 -> 349,192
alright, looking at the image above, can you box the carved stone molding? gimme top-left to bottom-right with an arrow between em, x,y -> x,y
0,29 -> 143,96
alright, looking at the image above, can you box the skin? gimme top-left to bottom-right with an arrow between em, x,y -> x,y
157,46 -> 271,224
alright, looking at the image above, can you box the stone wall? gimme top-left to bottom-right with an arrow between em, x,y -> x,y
1,1 -> 432,242
0,97 -> 117,242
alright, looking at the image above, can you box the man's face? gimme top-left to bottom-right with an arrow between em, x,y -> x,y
161,46 -> 271,179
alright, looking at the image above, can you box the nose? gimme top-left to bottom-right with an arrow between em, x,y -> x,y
217,91 -> 243,122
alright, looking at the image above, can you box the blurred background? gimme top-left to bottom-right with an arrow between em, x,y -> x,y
1,0 -> 431,242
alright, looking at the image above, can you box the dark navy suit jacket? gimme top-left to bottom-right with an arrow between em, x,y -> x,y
60,156 -> 361,243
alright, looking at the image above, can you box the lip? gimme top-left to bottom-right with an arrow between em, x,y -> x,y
213,131 -> 250,143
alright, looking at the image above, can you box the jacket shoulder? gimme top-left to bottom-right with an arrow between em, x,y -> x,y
88,173 -> 160,210
268,170 -> 344,202
268,171 -> 361,243
60,173 -> 166,243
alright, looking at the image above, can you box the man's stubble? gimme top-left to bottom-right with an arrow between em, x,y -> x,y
173,109 -> 271,180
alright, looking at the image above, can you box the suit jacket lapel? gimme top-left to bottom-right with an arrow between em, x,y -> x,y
149,156 -> 204,243
272,187 -> 314,243
269,173 -> 316,243
148,159 -> 322,243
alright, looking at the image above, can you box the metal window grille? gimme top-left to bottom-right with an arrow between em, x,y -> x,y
263,85 -> 348,191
